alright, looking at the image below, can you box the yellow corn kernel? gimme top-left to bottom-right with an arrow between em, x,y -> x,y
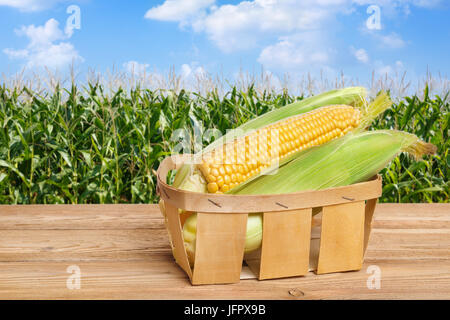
197,105 -> 361,193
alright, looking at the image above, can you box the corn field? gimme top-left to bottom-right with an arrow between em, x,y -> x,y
0,82 -> 448,204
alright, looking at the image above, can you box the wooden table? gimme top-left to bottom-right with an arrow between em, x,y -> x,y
0,203 -> 449,300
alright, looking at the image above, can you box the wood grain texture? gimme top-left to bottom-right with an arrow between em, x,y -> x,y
364,198 -> 378,254
164,202 -> 192,279
193,212 -> 248,285
259,209 -> 311,279
0,203 -> 449,299
0,204 -> 159,230
317,201 -> 365,274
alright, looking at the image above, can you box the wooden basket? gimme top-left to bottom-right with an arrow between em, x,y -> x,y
156,154 -> 382,285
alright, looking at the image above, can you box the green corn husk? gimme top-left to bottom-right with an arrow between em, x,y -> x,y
201,86 -> 368,154
172,86 -> 367,190
230,130 -> 437,195
219,91 -> 393,191
183,130 -> 436,265
173,89 -> 392,197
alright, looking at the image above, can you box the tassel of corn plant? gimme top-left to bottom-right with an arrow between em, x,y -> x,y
183,130 -> 436,265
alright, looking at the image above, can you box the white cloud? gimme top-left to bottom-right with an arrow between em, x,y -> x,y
374,60 -> 405,76
144,0 -> 440,73
3,18 -> 82,69
378,32 -> 406,48
0,0 -> 70,11
409,0 -> 442,8
121,61 -> 208,87
145,0 -> 438,51
354,0 -> 443,19
352,47 -> 369,63
180,62 -> 206,79
3,48 -> 28,59
16,18 -> 66,47
26,42 -> 80,68
0,0 -> 46,11
181,64 -> 193,78
353,0 -> 441,8
123,61 -> 150,75
258,35 -> 330,70
145,0 -> 215,22
191,0 -> 348,52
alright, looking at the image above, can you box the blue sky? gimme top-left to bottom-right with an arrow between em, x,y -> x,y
0,0 -> 448,86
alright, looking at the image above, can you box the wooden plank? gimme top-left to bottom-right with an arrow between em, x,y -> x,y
365,228 -> 450,261
192,213 -> 247,285
317,201 -> 366,274
0,260 -> 448,300
371,203 -> 450,217
0,203 -> 448,299
259,209 -> 311,279
164,203 -> 193,279
0,229 -> 171,262
1,228 -> 441,263
1,203 -> 447,229
364,199 -> 377,254
0,204 -> 158,230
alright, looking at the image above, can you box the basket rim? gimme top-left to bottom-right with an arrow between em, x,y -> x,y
157,154 -> 382,213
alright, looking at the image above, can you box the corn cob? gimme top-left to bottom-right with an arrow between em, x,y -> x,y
183,130 -> 437,264
172,87 -> 367,191
200,105 -> 361,193
176,91 -> 390,194
200,86 -> 368,155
